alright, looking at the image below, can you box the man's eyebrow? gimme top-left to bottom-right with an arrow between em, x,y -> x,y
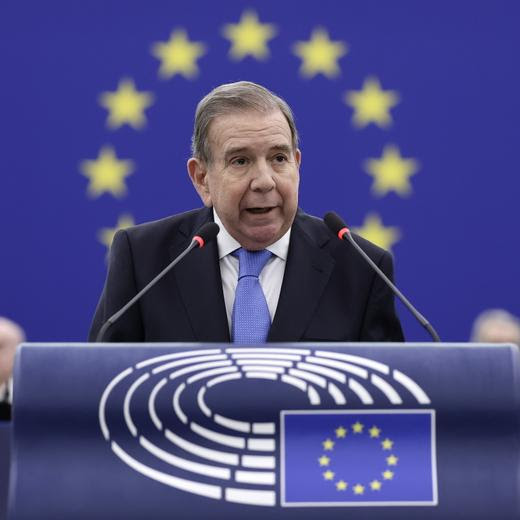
223,143 -> 293,159
270,144 -> 292,154
224,146 -> 249,158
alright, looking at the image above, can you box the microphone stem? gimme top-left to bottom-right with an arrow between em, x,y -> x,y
343,232 -> 441,343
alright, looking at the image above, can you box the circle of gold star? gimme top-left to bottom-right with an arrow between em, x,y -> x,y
364,144 -> 420,197
370,479 -> 382,491
382,469 -> 394,480
318,455 -> 330,467
353,213 -> 401,252
369,425 -> 381,438
381,438 -> 394,450
80,146 -> 134,198
318,421 -> 399,495
222,10 -> 276,60
293,27 -> 348,78
353,483 -> 365,495
345,77 -> 400,128
335,425 -> 347,438
336,480 -> 348,491
322,438 -> 335,450
352,421 -> 364,433
323,470 -> 335,481
151,29 -> 206,79
99,78 -> 154,130
85,14 -> 420,267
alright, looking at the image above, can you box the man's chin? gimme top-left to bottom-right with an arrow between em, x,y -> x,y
238,224 -> 284,250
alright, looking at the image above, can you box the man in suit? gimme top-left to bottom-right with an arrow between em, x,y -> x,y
89,81 -> 403,343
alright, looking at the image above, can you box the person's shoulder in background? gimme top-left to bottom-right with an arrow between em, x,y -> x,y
0,317 -> 25,420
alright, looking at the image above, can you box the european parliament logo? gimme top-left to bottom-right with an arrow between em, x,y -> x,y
99,347 -> 437,508
281,409 -> 437,506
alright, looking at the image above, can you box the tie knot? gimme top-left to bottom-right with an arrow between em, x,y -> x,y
234,248 -> 272,278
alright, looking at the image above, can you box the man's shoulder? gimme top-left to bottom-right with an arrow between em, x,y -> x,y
293,210 -> 331,246
295,209 -> 390,261
122,207 -> 211,245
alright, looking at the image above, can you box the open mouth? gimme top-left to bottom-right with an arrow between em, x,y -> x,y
246,207 -> 275,214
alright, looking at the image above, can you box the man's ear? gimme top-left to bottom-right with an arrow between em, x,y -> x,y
295,148 -> 301,168
187,157 -> 212,207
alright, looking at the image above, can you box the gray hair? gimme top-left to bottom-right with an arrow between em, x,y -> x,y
191,81 -> 299,163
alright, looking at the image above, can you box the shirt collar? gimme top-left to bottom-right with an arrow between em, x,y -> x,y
213,209 -> 291,261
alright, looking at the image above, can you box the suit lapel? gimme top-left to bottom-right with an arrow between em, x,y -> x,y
170,208 -> 230,342
268,215 -> 335,342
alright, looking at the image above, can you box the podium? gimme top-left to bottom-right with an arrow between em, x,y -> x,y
0,422 -> 9,520
6,342 -> 520,519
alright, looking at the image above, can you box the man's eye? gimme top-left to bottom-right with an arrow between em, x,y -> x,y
274,154 -> 287,163
231,157 -> 248,166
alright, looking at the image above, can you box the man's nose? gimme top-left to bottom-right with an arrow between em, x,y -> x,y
250,159 -> 276,192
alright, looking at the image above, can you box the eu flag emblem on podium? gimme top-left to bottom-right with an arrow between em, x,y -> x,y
281,410 -> 437,506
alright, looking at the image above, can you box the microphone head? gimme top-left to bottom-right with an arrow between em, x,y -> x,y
324,211 -> 350,240
193,222 -> 220,248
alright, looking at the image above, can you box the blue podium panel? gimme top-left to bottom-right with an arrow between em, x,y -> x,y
0,422 -> 10,520
8,343 -> 520,519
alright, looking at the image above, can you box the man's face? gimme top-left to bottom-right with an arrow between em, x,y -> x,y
188,109 -> 301,250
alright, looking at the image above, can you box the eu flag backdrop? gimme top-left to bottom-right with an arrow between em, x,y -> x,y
1,1 -> 519,342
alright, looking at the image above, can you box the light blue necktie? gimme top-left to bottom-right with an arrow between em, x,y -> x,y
231,248 -> 272,344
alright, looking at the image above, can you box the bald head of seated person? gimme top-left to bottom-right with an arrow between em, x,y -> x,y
89,81 -> 404,344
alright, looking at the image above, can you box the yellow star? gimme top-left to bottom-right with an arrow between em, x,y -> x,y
151,29 -> 206,79
345,77 -> 400,128
98,214 -> 135,251
323,470 -> 335,481
80,146 -> 134,198
370,480 -> 382,491
381,438 -> 394,450
322,438 -> 335,450
336,480 -> 348,491
364,144 -> 419,197
353,484 -> 365,495
222,10 -> 276,60
335,426 -> 347,438
318,455 -> 330,466
293,28 -> 348,78
99,78 -> 154,130
382,470 -> 394,480
386,455 -> 399,466
353,213 -> 401,252
368,426 -> 381,438
352,421 -> 364,433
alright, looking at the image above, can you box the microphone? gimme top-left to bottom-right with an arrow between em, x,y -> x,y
96,222 -> 220,342
324,211 -> 441,342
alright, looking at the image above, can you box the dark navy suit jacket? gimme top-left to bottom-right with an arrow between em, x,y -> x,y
89,207 -> 404,343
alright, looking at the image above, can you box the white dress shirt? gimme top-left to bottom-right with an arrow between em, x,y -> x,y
213,210 -> 291,333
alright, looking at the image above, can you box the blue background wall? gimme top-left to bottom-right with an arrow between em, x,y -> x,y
1,0 -> 518,342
